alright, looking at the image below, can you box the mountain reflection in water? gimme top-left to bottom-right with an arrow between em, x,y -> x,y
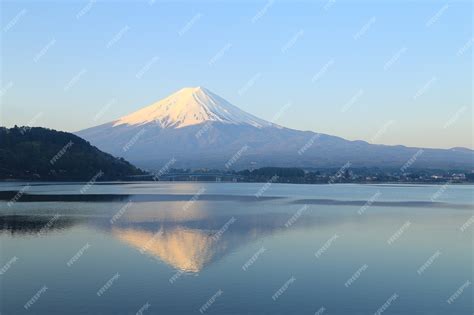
113,227 -> 217,273
110,209 -> 315,273
0,201 -> 319,273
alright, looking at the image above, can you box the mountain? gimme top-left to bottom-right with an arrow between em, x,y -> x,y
113,87 -> 270,129
76,87 -> 473,171
0,126 -> 145,180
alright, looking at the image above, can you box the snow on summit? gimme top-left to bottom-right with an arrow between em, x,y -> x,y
113,87 -> 271,129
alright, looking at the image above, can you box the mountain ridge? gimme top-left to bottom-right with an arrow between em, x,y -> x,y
76,87 -> 474,171
0,126 -> 145,180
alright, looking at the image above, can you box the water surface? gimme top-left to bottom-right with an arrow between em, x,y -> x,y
1,182 -> 473,314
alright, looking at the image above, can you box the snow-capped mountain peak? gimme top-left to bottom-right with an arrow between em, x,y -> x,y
77,87 -> 474,171
113,87 -> 271,129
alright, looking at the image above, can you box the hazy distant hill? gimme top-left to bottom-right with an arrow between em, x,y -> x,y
77,87 -> 474,171
0,126 -> 145,180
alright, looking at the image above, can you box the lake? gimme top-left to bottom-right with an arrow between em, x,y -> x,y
0,182 -> 473,314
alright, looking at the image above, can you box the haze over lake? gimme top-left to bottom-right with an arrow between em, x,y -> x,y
1,182 -> 472,314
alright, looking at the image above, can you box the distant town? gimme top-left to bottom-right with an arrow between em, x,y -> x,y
135,167 -> 474,184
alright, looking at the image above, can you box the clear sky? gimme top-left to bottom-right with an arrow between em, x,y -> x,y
1,0 -> 472,149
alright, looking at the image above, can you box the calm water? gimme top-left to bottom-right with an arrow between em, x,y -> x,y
0,182 -> 473,314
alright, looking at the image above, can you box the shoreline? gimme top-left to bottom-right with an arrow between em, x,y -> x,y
0,179 -> 472,186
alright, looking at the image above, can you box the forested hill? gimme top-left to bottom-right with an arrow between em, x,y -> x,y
0,126 -> 145,181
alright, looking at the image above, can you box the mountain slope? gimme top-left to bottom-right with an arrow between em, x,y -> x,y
76,87 -> 474,171
0,126 -> 145,180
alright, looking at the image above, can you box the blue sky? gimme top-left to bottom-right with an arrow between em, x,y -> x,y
1,0 -> 472,149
